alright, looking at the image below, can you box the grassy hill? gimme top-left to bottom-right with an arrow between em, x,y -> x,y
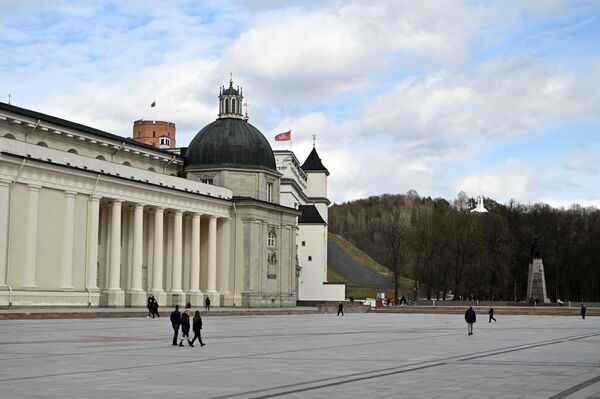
327,233 -> 413,299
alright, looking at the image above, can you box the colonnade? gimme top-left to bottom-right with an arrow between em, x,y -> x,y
97,198 -> 231,307
0,179 -> 231,308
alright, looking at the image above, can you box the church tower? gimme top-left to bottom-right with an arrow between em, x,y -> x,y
218,75 -> 247,120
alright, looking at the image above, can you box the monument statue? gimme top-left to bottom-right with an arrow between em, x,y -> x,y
527,235 -> 549,303
531,235 -> 541,259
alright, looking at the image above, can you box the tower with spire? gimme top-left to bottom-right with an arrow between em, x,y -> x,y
218,74 -> 248,121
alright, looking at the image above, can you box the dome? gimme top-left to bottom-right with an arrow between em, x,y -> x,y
185,118 -> 276,171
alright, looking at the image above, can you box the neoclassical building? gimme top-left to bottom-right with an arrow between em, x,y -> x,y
0,79 -> 343,308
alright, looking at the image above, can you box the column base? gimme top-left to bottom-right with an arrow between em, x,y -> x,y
147,290 -> 167,308
168,291 -> 186,307
219,291 -> 234,307
205,290 -> 221,307
100,289 -> 125,307
126,289 -> 147,307
186,291 -> 204,307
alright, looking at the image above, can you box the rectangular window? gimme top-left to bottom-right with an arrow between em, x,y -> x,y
267,182 -> 273,202
301,241 -> 306,246
308,256 -> 312,261
200,178 -> 213,185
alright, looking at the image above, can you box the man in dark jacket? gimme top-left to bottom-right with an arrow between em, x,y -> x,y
488,307 -> 496,322
337,301 -> 344,316
205,296 -> 211,311
465,306 -> 476,335
170,305 -> 181,346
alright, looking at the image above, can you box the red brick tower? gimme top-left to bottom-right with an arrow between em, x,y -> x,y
132,120 -> 176,149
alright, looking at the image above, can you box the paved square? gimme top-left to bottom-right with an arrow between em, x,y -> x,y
0,313 -> 599,398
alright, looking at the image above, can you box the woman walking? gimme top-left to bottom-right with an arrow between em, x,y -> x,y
179,309 -> 192,347
191,310 -> 206,347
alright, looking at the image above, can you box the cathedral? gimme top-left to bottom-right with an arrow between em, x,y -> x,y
0,79 -> 344,308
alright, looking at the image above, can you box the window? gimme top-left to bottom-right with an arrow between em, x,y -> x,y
301,241 -> 306,246
67,148 -> 78,154
201,177 -> 213,185
96,155 -> 106,160
232,98 -> 236,114
36,141 -> 48,147
267,182 -> 273,202
308,256 -> 312,261
122,161 -> 132,166
225,99 -> 230,113
267,231 -> 276,247
159,137 -> 170,146
153,131 -> 156,137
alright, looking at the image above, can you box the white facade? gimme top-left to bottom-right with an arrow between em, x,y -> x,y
0,99 -> 299,308
274,150 -> 345,301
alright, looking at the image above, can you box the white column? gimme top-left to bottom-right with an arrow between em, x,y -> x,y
23,184 -> 40,288
170,210 -> 183,295
0,180 -> 10,287
131,204 -> 144,290
86,195 -> 101,290
126,203 -> 146,306
207,215 -> 218,295
218,218 -> 231,300
152,207 -> 164,291
61,191 -> 76,289
108,200 -> 122,290
190,214 -> 201,292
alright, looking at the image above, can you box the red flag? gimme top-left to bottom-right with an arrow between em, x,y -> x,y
150,101 -> 156,108
275,130 -> 291,141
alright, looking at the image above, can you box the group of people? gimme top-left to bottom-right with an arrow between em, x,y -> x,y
170,304 -> 206,347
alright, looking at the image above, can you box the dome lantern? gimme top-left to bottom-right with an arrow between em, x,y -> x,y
218,74 -> 245,120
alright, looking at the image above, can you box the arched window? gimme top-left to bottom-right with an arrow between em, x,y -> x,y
67,148 -> 78,154
267,231 -> 276,247
122,161 -> 132,166
148,167 -> 156,172
232,99 -> 236,114
3,133 -> 16,139
36,141 -> 48,147
225,99 -> 230,114
96,155 -> 106,161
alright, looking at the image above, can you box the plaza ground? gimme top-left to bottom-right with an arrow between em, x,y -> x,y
0,313 -> 599,398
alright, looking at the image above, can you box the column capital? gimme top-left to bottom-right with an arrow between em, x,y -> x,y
0,179 -> 11,187
174,209 -> 183,216
27,184 -> 41,192
64,190 -> 77,198
90,194 -> 102,202
134,203 -> 145,210
192,213 -> 202,220
109,199 -> 122,205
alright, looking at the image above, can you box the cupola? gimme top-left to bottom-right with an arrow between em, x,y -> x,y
218,74 -> 248,120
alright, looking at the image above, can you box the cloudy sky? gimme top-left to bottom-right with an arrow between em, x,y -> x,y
2,1 -> 600,206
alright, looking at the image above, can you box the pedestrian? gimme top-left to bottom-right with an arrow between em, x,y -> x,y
170,305 -> 181,346
465,306 -> 476,335
179,308 -> 192,347
581,304 -> 587,320
400,295 -> 407,305
205,296 -> 211,311
147,296 -> 154,318
488,307 -> 496,323
191,310 -> 206,347
152,297 -> 160,318
337,301 -> 344,316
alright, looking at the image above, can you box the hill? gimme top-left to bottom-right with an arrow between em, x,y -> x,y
327,233 -> 413,299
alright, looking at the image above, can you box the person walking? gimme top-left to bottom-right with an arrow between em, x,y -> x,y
191,310 -> 206,347
465,306 -> 476,335
205,296 -> 211,311
170,305 -> 181,346
147,296 -> 154,318
488,307 -> 496,323
581,304 -> 587,320
337,301 -> 344,316
179,308 -> 192,347
152,297 -> 160,318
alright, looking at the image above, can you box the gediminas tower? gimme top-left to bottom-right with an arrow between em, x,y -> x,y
132,120 -> 176,149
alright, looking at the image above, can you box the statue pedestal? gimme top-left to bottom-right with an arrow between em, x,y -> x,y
527,258 -> 550,303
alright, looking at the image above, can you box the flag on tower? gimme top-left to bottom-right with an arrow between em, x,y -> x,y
274,130 -> 291,141
150,101 -> 156,108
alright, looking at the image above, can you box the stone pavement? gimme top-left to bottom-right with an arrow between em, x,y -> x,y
0,313 -> 599,398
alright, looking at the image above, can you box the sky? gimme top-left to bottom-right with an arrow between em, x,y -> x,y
1,0 -> 600,206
